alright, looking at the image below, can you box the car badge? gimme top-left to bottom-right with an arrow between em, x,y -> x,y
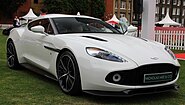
150,57 -> 159,60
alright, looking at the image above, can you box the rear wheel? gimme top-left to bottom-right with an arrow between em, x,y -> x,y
6,40 -> 20,69
56,51 -> 81,95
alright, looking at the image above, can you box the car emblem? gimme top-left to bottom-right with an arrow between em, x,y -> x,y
150,57 -> 159,60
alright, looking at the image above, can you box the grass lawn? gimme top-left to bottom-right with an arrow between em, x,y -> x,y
0,30 -> 185,105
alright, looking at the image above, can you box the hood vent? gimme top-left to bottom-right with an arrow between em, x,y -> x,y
82,36 -> 108,42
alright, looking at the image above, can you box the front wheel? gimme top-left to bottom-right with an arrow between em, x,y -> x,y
56,51 -> 82,95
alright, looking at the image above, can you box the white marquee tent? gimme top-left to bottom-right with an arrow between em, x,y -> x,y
77,12 -> 80,15
156,12 -> 181,27
21,8 -> 37,20
106,14 -> 119,24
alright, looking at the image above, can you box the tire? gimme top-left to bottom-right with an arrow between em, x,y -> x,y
56,51 -> 82,95
6,40 -> 20,69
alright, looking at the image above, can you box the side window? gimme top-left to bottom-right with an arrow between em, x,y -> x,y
47,23 -> 54,34
34,0 -> 38,4
40,19 -> 54,34
28,19 -> 54,35
28,20 -> 40,30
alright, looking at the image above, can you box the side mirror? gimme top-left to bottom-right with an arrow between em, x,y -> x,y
127,25 -> 137,33
31,25 -> 45,33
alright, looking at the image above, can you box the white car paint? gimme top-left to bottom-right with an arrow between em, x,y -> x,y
7,14 -> 180,96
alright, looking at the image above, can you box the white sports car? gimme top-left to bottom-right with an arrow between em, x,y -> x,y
7,14 -> 180,96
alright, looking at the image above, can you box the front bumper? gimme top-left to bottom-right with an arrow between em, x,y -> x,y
83,84 -> 179,97
79,59 -> 180,92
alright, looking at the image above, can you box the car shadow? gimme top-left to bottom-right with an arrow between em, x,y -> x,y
18,66 -> 180,104
78,91 -> 179,104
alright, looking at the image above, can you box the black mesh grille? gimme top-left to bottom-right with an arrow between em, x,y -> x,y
105,64 -> 179,86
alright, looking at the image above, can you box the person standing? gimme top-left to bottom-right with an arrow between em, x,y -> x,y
13,16 -> 20,27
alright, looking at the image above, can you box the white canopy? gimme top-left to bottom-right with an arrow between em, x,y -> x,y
156,12 -> 181,26
21,8 -> 37,20
77,12 -> 80,15
106,14 -> 119,24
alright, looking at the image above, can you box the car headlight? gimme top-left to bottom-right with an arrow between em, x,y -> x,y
165,46 -> 176,60
86,47 -> 127,62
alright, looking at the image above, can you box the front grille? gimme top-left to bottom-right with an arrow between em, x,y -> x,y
105,64 -> 179,86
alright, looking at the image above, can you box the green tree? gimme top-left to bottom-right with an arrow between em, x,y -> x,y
43,0 -> 105,18
0,0 -> 26,17
91,0 -> 105,19
43,0 -> 89,15
70,0 -> 89,15
43,0 -> 73,14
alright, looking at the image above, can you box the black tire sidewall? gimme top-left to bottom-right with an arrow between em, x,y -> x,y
7,40 -> 20,69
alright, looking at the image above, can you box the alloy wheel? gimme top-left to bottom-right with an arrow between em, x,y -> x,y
57,54 -> 76,92
7,41 -> 16,68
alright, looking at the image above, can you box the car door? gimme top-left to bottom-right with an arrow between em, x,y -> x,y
21,18 -> 56,72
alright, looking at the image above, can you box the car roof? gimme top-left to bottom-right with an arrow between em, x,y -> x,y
35,14 -> 101,20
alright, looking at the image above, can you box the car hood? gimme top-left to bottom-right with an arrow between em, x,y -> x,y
57,33 -> 178,66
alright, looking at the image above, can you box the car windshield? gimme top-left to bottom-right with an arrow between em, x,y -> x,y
52,17 -> 121,34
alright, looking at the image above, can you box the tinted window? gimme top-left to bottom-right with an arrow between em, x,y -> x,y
52,17 -> 120,34
28,20 -> 40,30
28,19 -> 54,34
